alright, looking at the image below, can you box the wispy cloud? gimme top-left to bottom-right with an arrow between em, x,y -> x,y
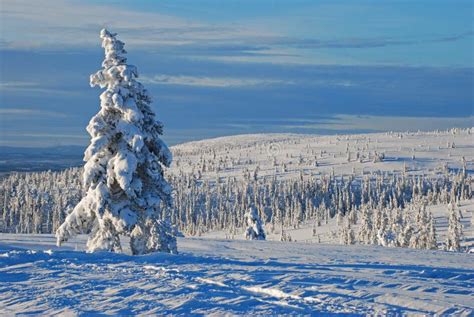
277,115 -> 474,133
269,32 -> 474,50
0,132 -> 85,138
1,0 -> 471,67
0,108 -> 70,118
0,132 -> 88,147
0,81 -> 78,95
216,115 -> 474,136
0,0 -> 271,50
140,74 -> 293,87
0,82 -> 38,88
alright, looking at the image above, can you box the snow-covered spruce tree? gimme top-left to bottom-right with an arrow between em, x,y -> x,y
358,205 -> 375,244
56,29 -> 176,255
427,212 -> 437,250
445,204 -> 463,252
340,218 -> 355,245
244,206 -> 266,240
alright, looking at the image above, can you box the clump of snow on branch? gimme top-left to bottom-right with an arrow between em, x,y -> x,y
56,29 -> 175,255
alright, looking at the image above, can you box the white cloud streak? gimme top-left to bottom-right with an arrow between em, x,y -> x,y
0,108 -> 69,118
140,73 -> 358,88
140,74 -> 294,87
0,81 -> 78,95
0,0 -> 272,50
281,115 -> 474,132
2,0 -> 469,67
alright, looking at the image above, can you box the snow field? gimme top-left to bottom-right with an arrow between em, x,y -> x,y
0,235 -> 473,315
0,128 -> 473,314
171,129 -> 473,182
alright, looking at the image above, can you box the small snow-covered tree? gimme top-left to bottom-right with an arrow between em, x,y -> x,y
340,218 -> 355,245
280,228 -> 293,242
244,206 -> 266,240
445,204 -> 463,252
56,29 -> 175,255
427,212 -> 437,250
358,205 -> 375,244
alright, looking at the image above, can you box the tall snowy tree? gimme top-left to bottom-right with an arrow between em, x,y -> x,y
445,204 -> 463,252
56,29 -> 176,255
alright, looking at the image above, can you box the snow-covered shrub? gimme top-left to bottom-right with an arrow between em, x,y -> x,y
244,207 -> 266,240
56,29 -> 174,254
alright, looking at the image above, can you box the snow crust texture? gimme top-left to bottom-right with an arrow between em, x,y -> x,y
0,235 -> 473,316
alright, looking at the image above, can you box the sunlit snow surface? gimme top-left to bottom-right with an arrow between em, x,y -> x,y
0,235 -> 473,315
170,129 -> 474,181
1,129 -> 473,315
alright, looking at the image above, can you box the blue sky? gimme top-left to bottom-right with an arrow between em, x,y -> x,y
0,0 -> 472,147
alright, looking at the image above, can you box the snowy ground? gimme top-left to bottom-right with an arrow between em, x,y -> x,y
171,129 -> 473,181
1,129 -> 473,315
0,235 -> 473,316
203,200 -> 474,250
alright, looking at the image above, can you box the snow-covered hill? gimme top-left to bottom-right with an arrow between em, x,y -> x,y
0,234 -> 473,316
170,128 -> 473,181
0,128 -> 473,315
1,128 -> 473,247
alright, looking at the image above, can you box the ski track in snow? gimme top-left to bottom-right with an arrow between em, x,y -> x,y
0,235 -> 473,316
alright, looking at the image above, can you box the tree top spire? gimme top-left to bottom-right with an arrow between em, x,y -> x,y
99,28 -> 127,68
100,28 -> 116,39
